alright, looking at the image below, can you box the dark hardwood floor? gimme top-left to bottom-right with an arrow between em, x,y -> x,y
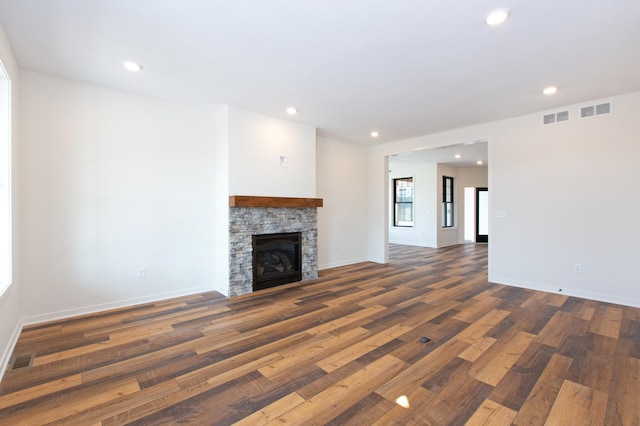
1,244 -> 638,425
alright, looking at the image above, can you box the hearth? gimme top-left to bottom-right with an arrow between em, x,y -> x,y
252,232 -> 301,291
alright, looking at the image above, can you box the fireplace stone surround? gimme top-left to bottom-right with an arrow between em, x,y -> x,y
228,196 -> 323,297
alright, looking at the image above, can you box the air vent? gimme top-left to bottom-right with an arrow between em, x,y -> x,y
556,111 -> 569,122
543,113 -> 556,125
581,102 -> 612,118
596,102 -> 611,115
8,354 -> 34,371
581,106 -> 595,118
543,110 -> 570,125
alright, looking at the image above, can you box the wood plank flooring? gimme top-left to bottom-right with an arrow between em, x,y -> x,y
1,244 -> 639,425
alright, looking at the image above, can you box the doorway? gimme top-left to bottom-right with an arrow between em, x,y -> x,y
386,141 -> 488,255
475,187 -> 488,243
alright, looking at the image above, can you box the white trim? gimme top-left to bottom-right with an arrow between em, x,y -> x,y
318,257 -> 369,271
0,64 -> 11,295
388,240 -> 437,249
437,241 -> 459,248
489,275 -> 640,308
21,285 -> 214,326
0,279 -> 12,304
0,317 -> 23,383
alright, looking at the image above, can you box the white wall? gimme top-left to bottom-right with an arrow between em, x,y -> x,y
19,71 -> 218,323
213,106 -> 317,294
388,161 -> 437,247
228,106 -> 316,198
458,167 -> 488,189
367,151 -> 389,263
316,136 -> 368,269
489,92 -> 640,307
368,90 -> 640,307
0,21 -> 21,380
214,106 -> 230,295
387,161 -> 488,247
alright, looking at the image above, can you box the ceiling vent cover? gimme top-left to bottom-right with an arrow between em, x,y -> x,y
556,111 -> 569,122
543,110 -> 570,125
581,102 -> 612,119
543,113 -> 555,125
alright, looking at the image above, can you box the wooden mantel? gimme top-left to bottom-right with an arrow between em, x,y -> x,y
229,195 -> 323,208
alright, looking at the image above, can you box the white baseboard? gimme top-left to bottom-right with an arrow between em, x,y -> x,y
388,240 -> 437,248
436,241 -> 459,248
21,285 -> 215,326
490,275 -> 640,308
318,257 -> 369,271
0,318 -> 24,384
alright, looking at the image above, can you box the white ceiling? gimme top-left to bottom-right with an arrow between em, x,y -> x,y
0,0 -> 638,145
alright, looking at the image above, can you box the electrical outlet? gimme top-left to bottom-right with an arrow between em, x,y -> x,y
137,267 -> 146,278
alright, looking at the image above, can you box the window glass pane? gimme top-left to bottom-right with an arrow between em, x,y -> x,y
442,176 -> 454,227
397,203 -> 413,225
395,178 -> 413,202
443,176 -> 453,202
443,203 -> 453,227
394,177 -> 414,227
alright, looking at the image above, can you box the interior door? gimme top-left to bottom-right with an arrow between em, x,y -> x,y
476,187 -> 488,243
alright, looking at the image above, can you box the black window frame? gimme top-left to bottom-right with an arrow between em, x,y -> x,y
442,176 -> 454,228
393,177 -> 414,227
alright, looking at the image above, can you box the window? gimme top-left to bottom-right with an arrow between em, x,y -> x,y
442,176 -> 454,228
394,177 -> 414,227
0,63 -> 10,296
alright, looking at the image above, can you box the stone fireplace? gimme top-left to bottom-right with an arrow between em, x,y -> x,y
228,196 -> 323,297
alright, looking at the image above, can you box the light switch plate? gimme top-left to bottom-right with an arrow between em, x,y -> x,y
495,210 -> 507,219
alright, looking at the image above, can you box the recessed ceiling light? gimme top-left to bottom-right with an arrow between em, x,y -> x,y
543,86 -> 558,95
485,9 -> 510,26
370,131 -> 380,138
286,107 -> 298,115
454,154 -> 462,159
123,61 -> 143,72
477,160 -> 484,165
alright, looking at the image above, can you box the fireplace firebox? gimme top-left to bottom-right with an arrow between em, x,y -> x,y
252,232 -> 302,291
